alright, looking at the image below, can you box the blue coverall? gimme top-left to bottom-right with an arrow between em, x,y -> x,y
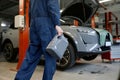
15,0 -> 60,80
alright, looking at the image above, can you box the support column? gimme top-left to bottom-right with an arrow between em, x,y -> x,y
16,0 -> 29,70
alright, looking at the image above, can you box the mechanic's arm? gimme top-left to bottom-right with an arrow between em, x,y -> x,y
47,0 -> 63,36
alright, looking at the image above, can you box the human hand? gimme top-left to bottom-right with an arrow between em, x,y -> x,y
55,25 -> 63,36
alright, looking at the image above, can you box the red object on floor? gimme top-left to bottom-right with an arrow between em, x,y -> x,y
101,52 -> 111,61
101,51 -> 120,62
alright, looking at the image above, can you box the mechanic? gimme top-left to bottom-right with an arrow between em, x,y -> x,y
14,0 -> 63,80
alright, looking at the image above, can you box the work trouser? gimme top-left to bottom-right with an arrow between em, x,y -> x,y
15,17 -> 57,80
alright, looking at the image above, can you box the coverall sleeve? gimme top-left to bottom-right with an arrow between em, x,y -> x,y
47,0 -> 60,26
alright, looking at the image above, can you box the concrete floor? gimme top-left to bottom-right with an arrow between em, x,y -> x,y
0,45 -> 120,80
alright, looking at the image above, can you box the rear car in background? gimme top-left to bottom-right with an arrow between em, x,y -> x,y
1,23 -> 19,62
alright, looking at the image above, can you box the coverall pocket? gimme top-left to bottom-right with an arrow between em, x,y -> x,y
34,17 -> 54,48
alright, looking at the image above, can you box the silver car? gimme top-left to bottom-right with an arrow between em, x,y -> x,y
1,23 -> 19,62
57,0 -> 113,70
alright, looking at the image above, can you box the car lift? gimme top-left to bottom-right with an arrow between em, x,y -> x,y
105,12 -> 120,43
99,3 -> 120,43
15,0 -> 29,70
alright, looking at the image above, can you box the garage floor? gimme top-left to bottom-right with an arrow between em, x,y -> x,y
0,44 -> 120,80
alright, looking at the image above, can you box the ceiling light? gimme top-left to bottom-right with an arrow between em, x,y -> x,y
1,22 -> 7,27
99,0 -> 111,3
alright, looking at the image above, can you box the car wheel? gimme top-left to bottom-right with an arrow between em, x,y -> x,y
57,43 -> 75,70
82,54 -> 98,61
3,42 -> 17,62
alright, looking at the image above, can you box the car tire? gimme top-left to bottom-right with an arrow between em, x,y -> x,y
82,54 -> 98,61
3,42 -> 17,62
57,43 -> 75,70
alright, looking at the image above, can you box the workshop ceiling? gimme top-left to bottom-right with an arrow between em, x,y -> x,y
0,0 -> 120,19
0,0 -> 19,19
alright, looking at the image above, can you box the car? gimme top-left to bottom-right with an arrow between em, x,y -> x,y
56,0 -> 113,70
1,23 -> 19,62
1,0 -> 113,70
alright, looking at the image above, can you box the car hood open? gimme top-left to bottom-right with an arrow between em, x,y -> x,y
61,0 -> 99,24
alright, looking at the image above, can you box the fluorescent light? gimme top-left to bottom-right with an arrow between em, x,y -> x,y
99,0 -> 111,3
1,22 -> 7,27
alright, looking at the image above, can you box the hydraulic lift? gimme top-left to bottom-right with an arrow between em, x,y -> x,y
99,3 -> 120,43
15,0 -> 29,70
105,12 -> 120,43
